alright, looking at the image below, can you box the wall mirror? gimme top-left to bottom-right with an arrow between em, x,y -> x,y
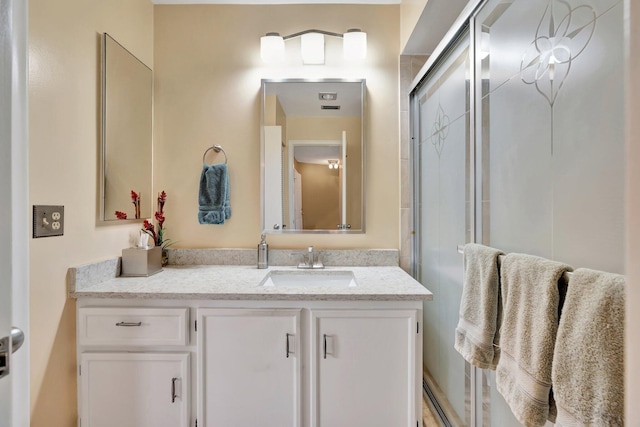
261,79 -> 365,234
100,33 -> 153,222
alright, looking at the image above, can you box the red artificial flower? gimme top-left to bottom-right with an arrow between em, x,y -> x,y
142,219 -> 157,245
115,211 -> 128,220
155,211 -> 165,228
157,191 -> 167,213
131,190 -> 141,219
139,190 -> 172,249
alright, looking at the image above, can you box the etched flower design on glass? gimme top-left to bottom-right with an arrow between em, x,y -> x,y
430,103 -> 450,157
520,0 -> 596,106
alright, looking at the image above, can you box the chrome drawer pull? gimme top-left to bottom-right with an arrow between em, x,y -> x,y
171,377 -> 178,403
286,333 -> 293,358
115,321 -> 142,327
323,334 -> 328,359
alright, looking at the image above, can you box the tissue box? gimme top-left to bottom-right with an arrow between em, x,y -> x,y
121,246 -> 162,277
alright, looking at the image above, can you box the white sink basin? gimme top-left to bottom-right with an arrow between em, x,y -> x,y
260,270 -> 357,287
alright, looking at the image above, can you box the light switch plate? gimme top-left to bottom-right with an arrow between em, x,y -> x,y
33,205 -> 64,238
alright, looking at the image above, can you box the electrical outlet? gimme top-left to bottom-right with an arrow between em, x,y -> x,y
33,205 -> 64,238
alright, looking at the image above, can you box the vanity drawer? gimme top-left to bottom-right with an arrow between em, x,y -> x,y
78,307 -> 189,347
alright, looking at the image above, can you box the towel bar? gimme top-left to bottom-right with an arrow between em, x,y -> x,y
457,244 -> 574,277
203,144 -> 228,165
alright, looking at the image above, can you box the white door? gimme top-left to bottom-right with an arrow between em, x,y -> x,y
312,310 -> 418,427
340,131 -> 347,227
79,353 -> 190,427
0,1 -> 29,426
293,169 -> 303,229
264,126 -> 283,230
198,309 -> 301,427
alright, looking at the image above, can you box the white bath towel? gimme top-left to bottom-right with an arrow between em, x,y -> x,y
552,268 -> 625,427
454,243 -> 504,370
496,253 -> 573,427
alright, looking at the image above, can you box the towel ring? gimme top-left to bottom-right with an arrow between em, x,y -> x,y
202,144 -> 228,165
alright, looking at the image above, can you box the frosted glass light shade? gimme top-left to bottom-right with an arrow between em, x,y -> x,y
261,33 -> 285,63
343,29 -> 367,60
301,32 -> 325,65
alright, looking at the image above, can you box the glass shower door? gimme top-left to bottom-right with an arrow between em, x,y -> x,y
414,28 -> 473,425
475,0 -> 625,423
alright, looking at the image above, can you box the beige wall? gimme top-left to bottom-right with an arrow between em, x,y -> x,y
298,163 -> 340,229
154,4 -> 400,249
28,0 -> 153,425
264,94 -> 277,125
27,3 -> 398,423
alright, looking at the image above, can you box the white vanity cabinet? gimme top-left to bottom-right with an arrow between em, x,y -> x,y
311,310 -> 418,427
197,309 -> 301,427
79,352 -> 190,427
76,299 -> 423,427
76,307 -> 191,427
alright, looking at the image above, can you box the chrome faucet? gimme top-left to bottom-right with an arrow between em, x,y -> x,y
298,246 -> 324,269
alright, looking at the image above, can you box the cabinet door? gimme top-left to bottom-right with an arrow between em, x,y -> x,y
312,310 -> 418,427
79,352 -> 190,427
198,309 -> 301,427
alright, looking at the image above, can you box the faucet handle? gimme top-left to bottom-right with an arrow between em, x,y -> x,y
313,257 -> 324,269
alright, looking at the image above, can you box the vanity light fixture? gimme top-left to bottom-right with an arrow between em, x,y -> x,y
260,33 -> 285,63
328,160 -> 339,169
301,32 -> 325,65
260,29 -> 367,65
343,29 -> 367,60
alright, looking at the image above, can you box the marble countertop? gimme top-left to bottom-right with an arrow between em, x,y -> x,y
69,265 -> 433,301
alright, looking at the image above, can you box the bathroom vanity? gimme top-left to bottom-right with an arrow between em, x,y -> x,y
70,263 -> 431,427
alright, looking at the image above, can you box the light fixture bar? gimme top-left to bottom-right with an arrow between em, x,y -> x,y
283,29 -> 343,40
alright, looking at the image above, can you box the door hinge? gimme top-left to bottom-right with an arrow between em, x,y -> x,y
195,320 -> 197,332
195,418 -> 198,427
417,322 -> 420,334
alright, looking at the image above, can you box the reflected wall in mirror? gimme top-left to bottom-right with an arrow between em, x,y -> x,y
101,33 -> 153,221
261,79 -> 365,233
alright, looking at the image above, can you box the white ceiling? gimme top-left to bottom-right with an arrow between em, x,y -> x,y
267,81 -> 358,164
402,0 -> 468,55
294,145 -> 341,165
153,0 -> 399,4
265,81 -> 362,117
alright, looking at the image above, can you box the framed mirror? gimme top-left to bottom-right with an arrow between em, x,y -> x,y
261,79 -> 365,233
100,33 -> 153,222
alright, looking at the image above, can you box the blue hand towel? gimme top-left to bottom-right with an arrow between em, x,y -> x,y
198,163 -> 231,224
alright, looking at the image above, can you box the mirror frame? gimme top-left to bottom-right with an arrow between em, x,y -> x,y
260,78 -> 366,234
99,32 -> 153,223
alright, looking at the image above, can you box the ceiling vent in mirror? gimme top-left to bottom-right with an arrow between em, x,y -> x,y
321,105 -> 341,110
319,92 -> 338,101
